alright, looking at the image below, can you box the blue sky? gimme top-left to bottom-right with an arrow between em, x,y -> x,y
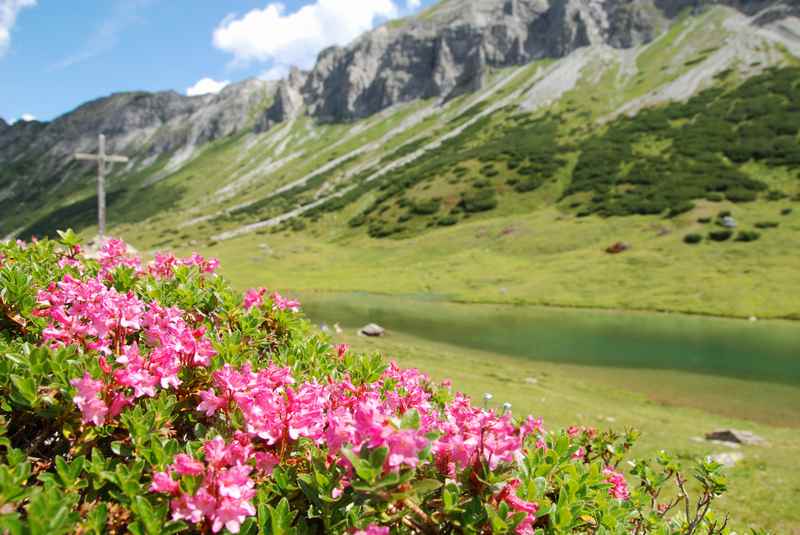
0,0 -> 435,123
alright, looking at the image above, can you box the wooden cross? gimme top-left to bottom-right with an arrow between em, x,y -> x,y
75,134 -> 128,239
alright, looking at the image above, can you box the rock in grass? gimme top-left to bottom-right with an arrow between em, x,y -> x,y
705,429 -> 766,446
359,323 -> 385,337
605,242 -> 630,254
710,452 -> 744,468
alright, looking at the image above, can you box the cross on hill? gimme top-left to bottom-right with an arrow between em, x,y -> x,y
74,134 -> 129,240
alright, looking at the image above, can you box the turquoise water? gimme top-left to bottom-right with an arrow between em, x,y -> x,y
300,292 -> 800,387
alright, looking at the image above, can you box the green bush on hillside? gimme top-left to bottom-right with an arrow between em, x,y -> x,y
709,230 -> 734,242
684,233 -> 704,244
735,230 -> 761,242
411,199 -> 441,215
460,188 -> 498,213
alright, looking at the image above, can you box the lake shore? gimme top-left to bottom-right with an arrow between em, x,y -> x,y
296,290 -> 800,426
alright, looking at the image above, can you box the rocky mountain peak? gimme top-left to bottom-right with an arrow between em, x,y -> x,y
262,0 -> 669,123
257,0 -> 788,124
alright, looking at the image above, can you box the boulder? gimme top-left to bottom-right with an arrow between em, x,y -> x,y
705,429 -> 766,446
359,323 -> 385,337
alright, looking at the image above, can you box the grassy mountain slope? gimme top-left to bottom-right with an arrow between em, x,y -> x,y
10,6 -> 800,318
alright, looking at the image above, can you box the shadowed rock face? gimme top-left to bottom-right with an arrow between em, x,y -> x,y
264,0 -> 784,123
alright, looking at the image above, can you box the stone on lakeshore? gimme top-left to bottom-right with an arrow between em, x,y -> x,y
709,452 -> 744,468
705,429 -> 766,446
359,323 -> 385,337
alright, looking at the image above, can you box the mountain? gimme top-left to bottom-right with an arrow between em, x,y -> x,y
0,80 -> 276,226
1,0 -> 799,317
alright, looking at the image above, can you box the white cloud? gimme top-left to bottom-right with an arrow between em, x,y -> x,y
9,113 -> 36,124
186,77 -> 230,97
212,0 -> 400,71
0,0 -> 36,57
406,0 -> 421,9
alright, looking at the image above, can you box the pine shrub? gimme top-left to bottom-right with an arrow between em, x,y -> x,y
708,230 -> 734,241
684,233 -> 703,244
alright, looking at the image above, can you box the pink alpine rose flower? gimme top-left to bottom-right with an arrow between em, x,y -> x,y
243,287 -> 267,310
603,467 -> 631,500
150,471 -> 180,495
173,454 -> 205,476
70,372 -> 108,426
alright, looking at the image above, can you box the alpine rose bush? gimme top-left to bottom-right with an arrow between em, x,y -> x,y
0,231 -> 732,534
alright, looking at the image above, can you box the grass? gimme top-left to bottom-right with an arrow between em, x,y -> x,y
204,198 -> 800,319
331,330 -> 800,533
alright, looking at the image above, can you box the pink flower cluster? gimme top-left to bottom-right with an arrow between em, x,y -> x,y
195,361 -> 541,480
95,240 -> 218,280
603,467 -> 631,501
96,238 -> 142,278
242,288 -> 267,310
36,274 -> 216,425
151,435 -> 270,533
496,478 -> 539,534
70,372 -> 110,426
242,287 -> 301,312
148,251 -> 219,279
36,275 -> 144,355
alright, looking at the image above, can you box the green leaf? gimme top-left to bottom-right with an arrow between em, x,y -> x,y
269,497 -> 295,535
83,503 -> 108,535
400,409 -> 420,430
412,478 -> 443,496
369,447 -> 388,471
9,374 -> 37,407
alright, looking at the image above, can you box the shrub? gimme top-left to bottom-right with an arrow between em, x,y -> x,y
460,188 -> 498,213
766,190 -> 788,201
705,193 -> 724,202
725,189 -> 757,203
755,221 -> 779,229
437,215 -> 458,226
411,199 -> 441,215
718,210 -> 732,218
781,208 -> 794,216
735,230 -> 761,242
684,233 -> 703,244
667,201 -> 695,218
473,179 -> 491,189
0,233 -> 734,534
348,214 -> 367,227
514,178 -> 541,193
708,230 -> 733,241
290,218 -> 307,231
697,217 -> 712,224
368,221 -> 396,238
